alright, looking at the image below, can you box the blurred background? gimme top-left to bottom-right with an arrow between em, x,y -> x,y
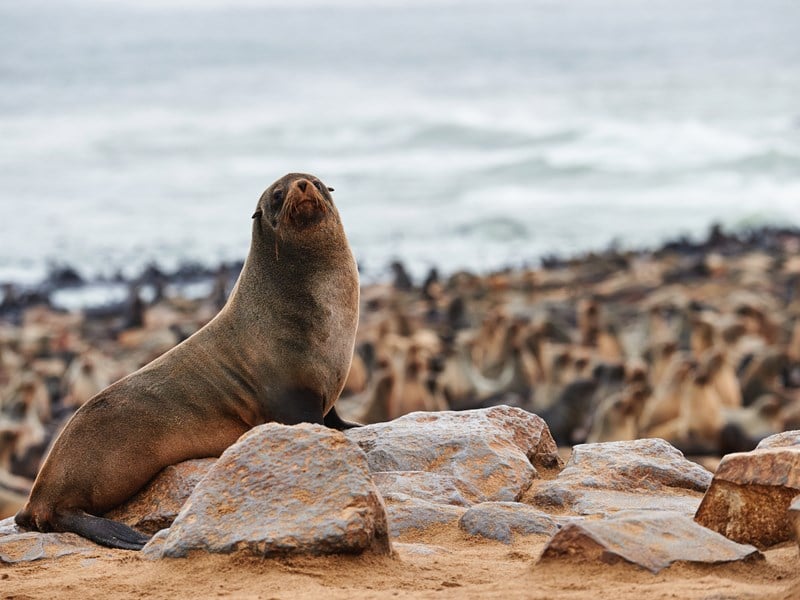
2,0 -> 799,293
4,0 -> 800,516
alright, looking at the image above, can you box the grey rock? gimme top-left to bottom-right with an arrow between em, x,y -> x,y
0,531 -> 100,564
347,406 -> 561,504
384,495 -> 466,537
459,502 -> 559,543
373,471 -> 470,506
146,423 -> 391,559
531,438 -> 712,516
539,510 -> 762,573
0,516 -> 20,535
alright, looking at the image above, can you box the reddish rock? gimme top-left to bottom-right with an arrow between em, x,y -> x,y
146,423 -> 391,559
106,458 -> 215,534
530,438 -> 712,516
346,406 -> 561,504
694,447 -> 800,548
539,511 -> 761,573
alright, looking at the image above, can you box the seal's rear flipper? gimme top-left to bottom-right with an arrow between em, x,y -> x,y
56,511 -> 151,550
324,405 -> 362,430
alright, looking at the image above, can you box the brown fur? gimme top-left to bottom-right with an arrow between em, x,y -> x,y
15,173 -> 360,548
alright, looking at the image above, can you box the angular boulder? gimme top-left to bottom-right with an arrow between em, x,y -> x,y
459,502 -> 559,543
694,447 -> 800,548
539,511 -> 761,573
145,423 -> 391,559
530,438 -> 712,516
346,406 -> 561,504
106,458 -> 216,534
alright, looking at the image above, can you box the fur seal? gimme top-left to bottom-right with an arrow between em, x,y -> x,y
15,173 -> 360,550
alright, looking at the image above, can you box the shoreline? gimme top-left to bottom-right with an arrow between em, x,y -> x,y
3,223 -> 799,319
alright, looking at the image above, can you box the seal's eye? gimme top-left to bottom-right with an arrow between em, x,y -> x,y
271,189 -> 284,209
312,181 -> 323,192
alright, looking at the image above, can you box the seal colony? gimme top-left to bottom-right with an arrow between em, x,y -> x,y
14,173 -> 360,550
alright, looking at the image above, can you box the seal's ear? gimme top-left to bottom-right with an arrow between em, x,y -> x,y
252,209 -> 262,219
327,187 -> 335,192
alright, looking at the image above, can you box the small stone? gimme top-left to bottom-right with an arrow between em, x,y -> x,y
459,502 -> 559,543
695,447 -> 800,548
539,511 -> 761,573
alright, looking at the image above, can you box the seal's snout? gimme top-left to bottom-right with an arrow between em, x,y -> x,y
283,178 -> 328,228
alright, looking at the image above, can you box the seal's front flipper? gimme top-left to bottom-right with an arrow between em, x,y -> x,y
56,510 -> 151,550
324,405 -> 362,430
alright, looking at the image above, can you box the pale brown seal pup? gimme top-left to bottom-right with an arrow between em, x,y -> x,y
15,173 -> 360,550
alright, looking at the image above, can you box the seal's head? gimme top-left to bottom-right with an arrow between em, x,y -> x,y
253,172 -> 338,233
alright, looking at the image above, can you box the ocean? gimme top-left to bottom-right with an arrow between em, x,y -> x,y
1,0 -> 799,288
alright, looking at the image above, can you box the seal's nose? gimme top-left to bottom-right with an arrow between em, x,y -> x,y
297,180 -> 308,193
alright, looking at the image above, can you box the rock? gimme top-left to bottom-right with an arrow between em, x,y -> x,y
106,458 -> 215,534
393,542 -> 452,556
539,511 -> 762,573
0,516 -> 19,535
383,495 -> 466,537
373,471 -> 470,506
0,530 -> 100,564
694,447 -> 800,548
756,430 -> 800,450
530,439 -> 712,516
459,502 -> 559,543
346,406 -> 561,504
146,423 -> 391,559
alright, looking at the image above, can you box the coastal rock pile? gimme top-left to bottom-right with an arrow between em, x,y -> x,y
3,411 -> 798,574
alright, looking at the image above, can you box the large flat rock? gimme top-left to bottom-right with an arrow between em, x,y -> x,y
530,438 -> 712,516
695,447 -> 800,548
539,511 -> 762,573
346,406 -> 561,504
145,423 -> 391,559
